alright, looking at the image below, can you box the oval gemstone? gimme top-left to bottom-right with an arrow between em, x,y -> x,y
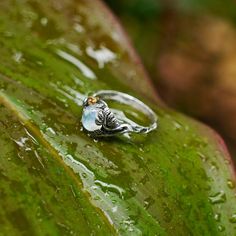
82,105 -> 102,132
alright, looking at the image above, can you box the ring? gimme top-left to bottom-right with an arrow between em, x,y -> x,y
81,90 -> 158,137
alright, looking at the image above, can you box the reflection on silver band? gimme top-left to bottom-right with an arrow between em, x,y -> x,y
81,90 -> 158,137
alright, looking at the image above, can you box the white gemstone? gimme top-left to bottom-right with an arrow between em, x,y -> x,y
82,105 -> 101,132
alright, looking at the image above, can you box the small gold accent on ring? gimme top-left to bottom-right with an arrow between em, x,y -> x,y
87,96 -> 99,105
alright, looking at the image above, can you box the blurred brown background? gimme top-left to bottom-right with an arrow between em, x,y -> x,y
105,0 -> 236,161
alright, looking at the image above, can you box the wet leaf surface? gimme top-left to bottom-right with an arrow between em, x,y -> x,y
0,0 -> 236,235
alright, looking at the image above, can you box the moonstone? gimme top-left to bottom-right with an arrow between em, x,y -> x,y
82,105 -> 102,131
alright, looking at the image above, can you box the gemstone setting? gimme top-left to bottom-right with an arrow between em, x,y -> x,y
81,104 -> 102,132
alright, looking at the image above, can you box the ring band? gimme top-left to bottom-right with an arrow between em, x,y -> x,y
81,90 -> 158,137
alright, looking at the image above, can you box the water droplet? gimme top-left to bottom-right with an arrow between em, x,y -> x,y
67,43 -> 82,55
13,137 -> 29,148
73,23 -> 84,33
173,121 -> 182,130
227,180 -> 235,189
144,196 -> 155,209
94,180 -> 125,199
56,50 -> 96,80
112,206 -> 118,213
229,213 -> 236,223
210,162 -> 219,171
111,199 -> 117,204
139,147 -> 144,152
209,191 -> 226,204
93,195 -> 101,201
13,51 -> 23,63
46,127 -> 56,135
218,225 -> 225,232
40,17 -> 48,26
121,219 -> 135,232
214,213 -> 221,222
86,46 -> 116,68
82,173 -> 87,178
84,143 -> 92,148
197,152 -> 208,162
35,60 -> 44,66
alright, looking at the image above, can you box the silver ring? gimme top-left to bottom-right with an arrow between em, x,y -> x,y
81,90 -> 158,137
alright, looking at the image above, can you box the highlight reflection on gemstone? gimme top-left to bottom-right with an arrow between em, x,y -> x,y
82,105 -> 101,131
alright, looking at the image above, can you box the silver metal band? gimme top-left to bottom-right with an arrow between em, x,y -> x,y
81,90 -> 158,137
92,90 -> 157,134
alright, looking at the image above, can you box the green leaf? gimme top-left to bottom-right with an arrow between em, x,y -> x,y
0,0 -> 235,235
